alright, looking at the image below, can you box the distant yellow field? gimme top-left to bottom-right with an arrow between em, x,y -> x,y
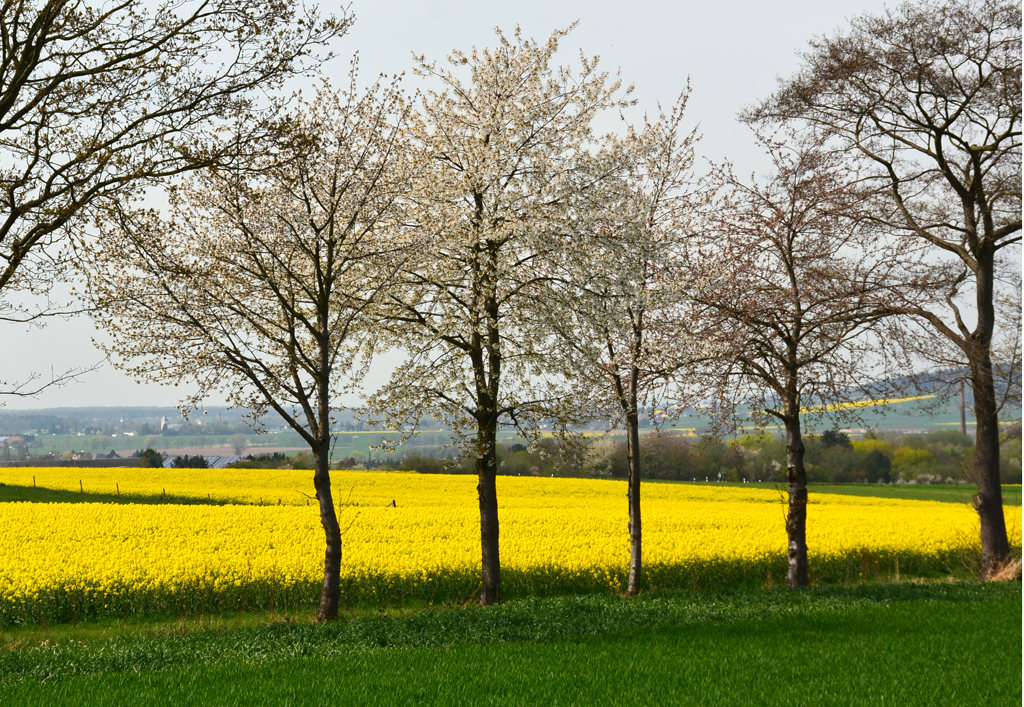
1,468 -> 1019,624
801,394 -> 937,414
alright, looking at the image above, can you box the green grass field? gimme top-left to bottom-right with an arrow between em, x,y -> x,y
649,480 -> 1023,506
810,482 -> 1023,505
2,584 -> 1019,706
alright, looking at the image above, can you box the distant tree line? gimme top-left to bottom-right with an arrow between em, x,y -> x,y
389,430 -> 1021,486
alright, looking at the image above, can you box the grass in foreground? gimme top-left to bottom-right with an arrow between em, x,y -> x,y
2,583 -> 1019,706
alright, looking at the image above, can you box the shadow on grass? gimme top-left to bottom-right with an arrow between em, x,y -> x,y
0,483 -> 231,506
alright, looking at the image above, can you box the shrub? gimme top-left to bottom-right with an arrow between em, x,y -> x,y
642,435 -> 700,480
892,447 -> 935,481
171,455 -> 208,469
137,448 -> 164,468
851,438 -> 891,455
399,454 -> 449,475
862,450 -> 892,483
922,430 -> 974,448
579,438 -> 622,478
228,452 -> 287,469
821,429 -> 852,448
289,452 -> 316,470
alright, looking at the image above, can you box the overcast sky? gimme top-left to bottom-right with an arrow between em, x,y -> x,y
1,0 -> 894,410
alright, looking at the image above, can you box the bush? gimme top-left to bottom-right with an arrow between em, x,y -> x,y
892,447 -> 936,481
249,452 -> 288,463
643,435 -> 701,480
862,450 -> 892,483
289,452 -> 316,470
579,438 -> 623,477
137,448 -> 164,468
500,451 -> 539,476
821,429 -> 852,448
171,455 -> 208,469
851,438 -> 891,455
228,452 -> 287,469
399,454 -> 450,475
1000,437 -> 1022,484
921,430 -> 974,448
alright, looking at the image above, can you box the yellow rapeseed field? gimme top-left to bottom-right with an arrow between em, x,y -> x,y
0,468 -> 1019,624
800,394 -> 936,414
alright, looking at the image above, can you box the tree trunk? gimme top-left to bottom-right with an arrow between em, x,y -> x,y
625,408 -> 642,596
783,411 -> 808,588
477,421 -> 501,605
970,356 -> 1010,578
313,439 -> 342,621
966,248 -> 1010,578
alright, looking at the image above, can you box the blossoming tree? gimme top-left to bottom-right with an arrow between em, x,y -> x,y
87,78 -> 412,620
368,26 -> 628,605
696,136 -> 918,588
558,92 -> 708,595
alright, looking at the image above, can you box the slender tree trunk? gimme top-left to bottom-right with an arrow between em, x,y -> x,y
783,404 -> 808,588
474,235 -> 503,606
970,355 -> 1010,578
966,249 -> 1010,577
314,302 -> 341,620
477,420 -> 501,605
314,437 -> 342,620
625,396 -> 642,596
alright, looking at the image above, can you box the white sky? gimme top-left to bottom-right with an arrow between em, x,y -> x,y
1,0 -> 894,410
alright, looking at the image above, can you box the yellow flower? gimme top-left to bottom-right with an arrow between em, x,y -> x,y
1,468 -> 1018,623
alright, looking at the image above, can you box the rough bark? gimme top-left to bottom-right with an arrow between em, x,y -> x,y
315,304 -> 342,620
624,382 -> 643,596
313,441 -> 342,621
475,240 -> 502,607
477,421 -> 501,605
783,390 -> 808,588
968,247 -> 1011,576
970,354 -> 1010,578
313,265 -> 343,620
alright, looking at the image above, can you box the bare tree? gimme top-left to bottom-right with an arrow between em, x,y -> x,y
697,137 -> 912,588
559,92 -> 706,596
87,79 -> 412,620
743,0 -> 1021,576
368,26 -> 628,606
0,0 -> 346,397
